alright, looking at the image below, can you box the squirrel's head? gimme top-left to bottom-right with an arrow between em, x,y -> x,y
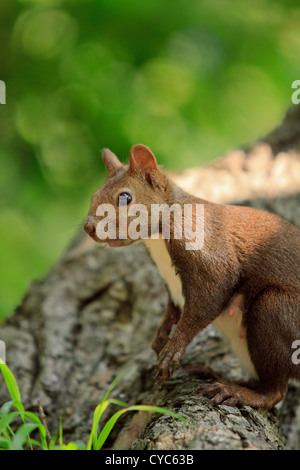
84,144 -> 170,247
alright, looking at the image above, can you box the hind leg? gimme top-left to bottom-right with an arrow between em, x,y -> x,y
197,380 -> 287,408
199,289 -> 299,408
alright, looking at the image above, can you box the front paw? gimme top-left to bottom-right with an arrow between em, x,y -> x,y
154,341 -> 183,383
151,333 -> 169,356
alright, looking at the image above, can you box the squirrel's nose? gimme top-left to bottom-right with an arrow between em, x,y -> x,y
84,216 -> 96,237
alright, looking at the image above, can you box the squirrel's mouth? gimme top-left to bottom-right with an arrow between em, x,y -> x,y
85,226 -> 140,247
103,239 -> 130,248
84,226 -> 131,247
103,238 -> 143,248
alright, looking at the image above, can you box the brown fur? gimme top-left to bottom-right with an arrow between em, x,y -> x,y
84,144 -> 300,409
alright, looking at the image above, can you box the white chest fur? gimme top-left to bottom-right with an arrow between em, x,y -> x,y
143,237 -> 257,378
213,311 -> 257,378
143,238 -> 185,310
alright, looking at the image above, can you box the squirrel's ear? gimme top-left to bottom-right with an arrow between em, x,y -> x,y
129,144 -> 165,190
129,144 -> 159,174
102,148 -> 123,173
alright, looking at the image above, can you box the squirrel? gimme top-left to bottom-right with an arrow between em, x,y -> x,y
84,144 -> 300,409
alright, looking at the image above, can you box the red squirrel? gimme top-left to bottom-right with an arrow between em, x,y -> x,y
84,144 -> 300,409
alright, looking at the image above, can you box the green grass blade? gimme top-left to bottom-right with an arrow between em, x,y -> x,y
0,369 -> 31,446
87,400 -> 110,450
99,368 -> 130,406
107,398 -> 129,408
0,408 -> 47,450
126,405 -> 193,425
1,400 -> 14,416
0,420 -> 12,444
95,404 -> 192,450
48,433 -> 58,450
87,369 -> 130,450
0,438 -> 9,450
18,413 -> 47,450
9,423 -> 39,450
0,363 -> 21,403
27,439 -> 44,449
1,399 -> 24,417
0,411 -> 24,429
94,408 -> 127,450
59,417 -> 63,447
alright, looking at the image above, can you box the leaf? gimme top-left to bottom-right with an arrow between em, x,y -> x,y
0,364 -> 21,403
1,399 -> 24,418
87,368 -> 130,450
60,442 -> 79,450
99,368 -> 130,406
59,417 -> 63,447
48,433 -> 58,450
0,411 -> 24,429
9,423 -> 39,450
94,404 -> 192,450
0,399 -> 47,450
1,400 -> 15,416
0,438 -> 9,450
107,398 -> 129,408
87,400 -> 110,451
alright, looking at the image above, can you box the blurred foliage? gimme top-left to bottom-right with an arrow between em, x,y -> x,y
0,0 -> 299,318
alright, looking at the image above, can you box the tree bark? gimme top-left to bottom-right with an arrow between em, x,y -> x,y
1,105 -> 300,450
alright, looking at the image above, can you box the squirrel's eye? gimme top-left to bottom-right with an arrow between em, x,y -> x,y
118,192 -> 132,205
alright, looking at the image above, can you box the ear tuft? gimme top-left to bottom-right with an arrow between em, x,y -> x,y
102,148 -> 123,173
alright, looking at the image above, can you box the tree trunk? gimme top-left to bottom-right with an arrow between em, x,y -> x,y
1,106 -> 300,450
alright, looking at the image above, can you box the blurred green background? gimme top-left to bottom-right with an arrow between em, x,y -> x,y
0,0 -> 299,319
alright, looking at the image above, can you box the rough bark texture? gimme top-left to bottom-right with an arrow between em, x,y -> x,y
1,105 -> 300,450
